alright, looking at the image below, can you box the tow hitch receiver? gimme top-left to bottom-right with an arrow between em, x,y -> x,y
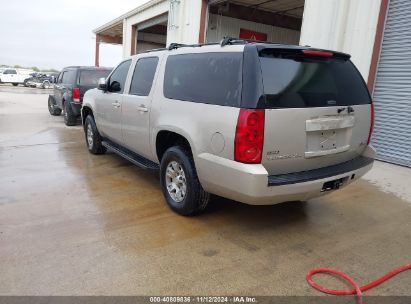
322,177 -> 349,192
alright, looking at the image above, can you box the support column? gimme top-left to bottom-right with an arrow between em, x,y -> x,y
367,0 -> 389,93
198,0 -> 207,43
95,34 -> 100,67
131,25 -> 137,55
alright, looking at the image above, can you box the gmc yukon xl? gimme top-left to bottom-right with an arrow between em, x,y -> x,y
81,39 -> 375,216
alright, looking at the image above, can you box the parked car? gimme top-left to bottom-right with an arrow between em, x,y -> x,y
25,73 -> 55,88
81,39 -> 375,216
47,66 -> 112,126
0,68 -> 31,86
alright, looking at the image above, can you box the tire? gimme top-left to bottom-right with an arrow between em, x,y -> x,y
12,83 -> 18,86
24,79 -> 29,87
63,100 -> 77,126
48,96 -> 62,116
42,81 -> 50,89
160,146 -> 210,216
84,115 -> 106,154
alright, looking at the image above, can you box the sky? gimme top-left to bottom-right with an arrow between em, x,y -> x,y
0,0 -> 150,70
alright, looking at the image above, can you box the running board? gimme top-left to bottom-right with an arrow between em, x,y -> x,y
102,140 -> 159,170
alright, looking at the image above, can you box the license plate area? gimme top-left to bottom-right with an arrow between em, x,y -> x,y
305,115 -> 355,158
322,177 -> 349,192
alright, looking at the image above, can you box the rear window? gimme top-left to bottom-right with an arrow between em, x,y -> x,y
258,50 -> 371,108
164,52 -> 242,107
79,69 -> 111,86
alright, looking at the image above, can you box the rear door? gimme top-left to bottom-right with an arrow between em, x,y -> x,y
249,47 -> 372,175
9,69 -> 17,82
121,56 -> 159,158
54,71 -> 65,107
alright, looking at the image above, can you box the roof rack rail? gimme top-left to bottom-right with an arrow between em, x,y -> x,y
220,37 -> 252,46
141,47 -> 168,54
168,43 -> 186,50
220,36 -> 290,47
168,42 -> 219,50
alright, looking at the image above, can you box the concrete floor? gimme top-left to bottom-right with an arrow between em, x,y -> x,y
0,84 -> 410,296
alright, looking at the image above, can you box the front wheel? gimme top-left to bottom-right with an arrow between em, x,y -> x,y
160,146 -> 210,216
84,115 -> 106,154
12,83 -> 18,86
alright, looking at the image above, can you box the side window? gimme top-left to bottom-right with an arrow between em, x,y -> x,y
58,72 -> 65,83
62,70 -> 77,84
129,57 -> 159,96
108,60 -> 132,93
10,69 -> 17,75
163,52 -> 243,107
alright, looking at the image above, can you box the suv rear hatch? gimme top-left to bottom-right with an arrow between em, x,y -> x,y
242,45 -> 372,175
77,68 -> 111,100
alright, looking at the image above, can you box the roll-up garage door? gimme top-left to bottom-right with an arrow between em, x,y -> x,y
372,0 -> 411,167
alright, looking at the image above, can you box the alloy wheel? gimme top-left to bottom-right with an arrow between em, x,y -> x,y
165,161 -> 187,203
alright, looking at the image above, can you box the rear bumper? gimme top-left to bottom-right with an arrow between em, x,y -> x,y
196,146 -> 375,205
267,156 -> 373,186
69,101 -> 82,116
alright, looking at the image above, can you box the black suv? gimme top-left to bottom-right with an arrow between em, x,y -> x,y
48,66 -> 111,126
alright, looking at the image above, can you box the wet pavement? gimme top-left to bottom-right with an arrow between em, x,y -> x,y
0,85 -> 410,296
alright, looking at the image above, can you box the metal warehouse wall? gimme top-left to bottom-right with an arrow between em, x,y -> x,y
371,0 -> 411,167
206,14 -> 300,45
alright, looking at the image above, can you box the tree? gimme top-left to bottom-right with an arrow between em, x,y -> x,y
31,67 -> 40,72
14,65 -> 22,68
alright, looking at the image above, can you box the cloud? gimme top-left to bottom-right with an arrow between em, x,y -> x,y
0,0 -> 149,70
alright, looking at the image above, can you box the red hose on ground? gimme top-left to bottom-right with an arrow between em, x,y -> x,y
307,264 -> 411,304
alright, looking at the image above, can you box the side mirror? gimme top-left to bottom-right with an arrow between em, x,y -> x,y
109,81 -> 121,93
98,78 -> 107,91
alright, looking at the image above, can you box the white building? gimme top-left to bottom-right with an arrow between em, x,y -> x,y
94,0 -> 411,167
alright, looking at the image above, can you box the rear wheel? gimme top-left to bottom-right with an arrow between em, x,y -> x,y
63,100 -> 77,126
84,115 -> 106,154
48,96 -> 62,116
12,83 -> 18,86
160,146 -> 210,216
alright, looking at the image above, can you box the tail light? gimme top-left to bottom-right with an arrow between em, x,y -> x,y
72,87 -> 81,102
234,109 -> 265,164
367,103 -> 375,145
302,50 -> 333,57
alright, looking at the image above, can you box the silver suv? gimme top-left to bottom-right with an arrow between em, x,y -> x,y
82,39 -> 375,216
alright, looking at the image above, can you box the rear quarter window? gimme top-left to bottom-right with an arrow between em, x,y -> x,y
163,52 -> 242,107
62,70 -> 77,84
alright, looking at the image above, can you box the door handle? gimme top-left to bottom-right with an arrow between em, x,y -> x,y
137,104 -> 148,113
112,101 -> 121,108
